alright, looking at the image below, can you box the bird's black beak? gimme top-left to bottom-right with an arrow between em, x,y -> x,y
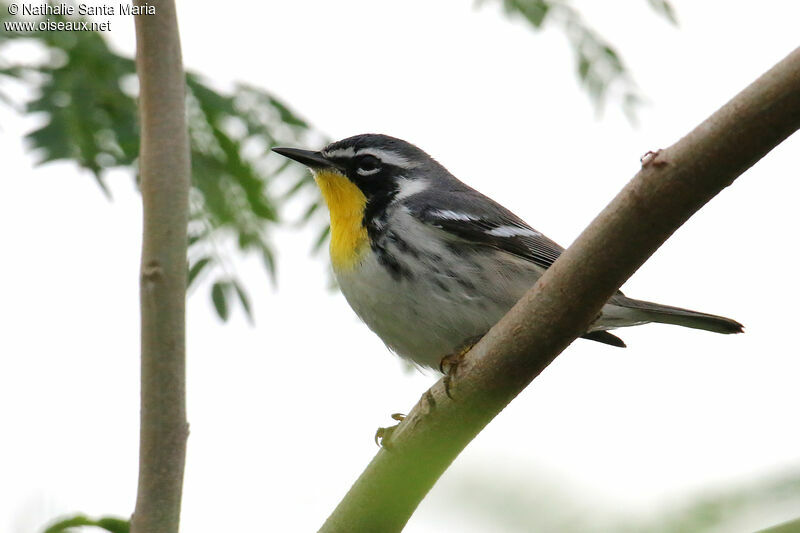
272,147 -> 336,170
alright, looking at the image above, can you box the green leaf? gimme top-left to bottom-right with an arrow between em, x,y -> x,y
312,225 -> 331,254
261,247 -> 277,286
485,0 -> 644,120
232,280 -> 254,323
646,0 -> 678,25
2,6 -> 326,300
268,96 -> 310,128
503,0 -> 550,28
300,201 -> 321,222
282,173 -> 313,200
211,281 -> 230,321
43,514 -> 129,533
188,257 -> 212,287
188,231 -> 206,247
577,53 -> 590,81
602,45 -> 622,67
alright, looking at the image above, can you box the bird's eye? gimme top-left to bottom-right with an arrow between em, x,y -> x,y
354,155 -> 382,175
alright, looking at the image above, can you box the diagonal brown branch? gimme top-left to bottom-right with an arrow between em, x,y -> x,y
130,1 -> 191,532
319,47 -> 800,532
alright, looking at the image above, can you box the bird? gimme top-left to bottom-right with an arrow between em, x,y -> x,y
273,134 -> 743,371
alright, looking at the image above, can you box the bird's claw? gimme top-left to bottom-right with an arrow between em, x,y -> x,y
438,336 -> 481,398
442,375 -> 454,400
375,413 -> 406,449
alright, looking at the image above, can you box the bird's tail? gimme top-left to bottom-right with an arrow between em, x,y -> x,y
616,296 -> 744,334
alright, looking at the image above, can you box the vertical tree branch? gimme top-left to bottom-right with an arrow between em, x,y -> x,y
130,1 -> 190,532
319,47 -> 800,532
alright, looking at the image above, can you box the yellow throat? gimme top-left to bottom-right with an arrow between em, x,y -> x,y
314,170 -> 369,271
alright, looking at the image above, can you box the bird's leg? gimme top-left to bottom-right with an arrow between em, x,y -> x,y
375,387 -> 440,448
374,413 -> 405,449
376,336 -> 483,447
439,335 -> 483,399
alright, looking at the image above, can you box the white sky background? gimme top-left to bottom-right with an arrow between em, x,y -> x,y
1,1 -> 800,532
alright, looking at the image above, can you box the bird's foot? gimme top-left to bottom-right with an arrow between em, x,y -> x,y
374,413 -> 405,449
439,336 -> 482,399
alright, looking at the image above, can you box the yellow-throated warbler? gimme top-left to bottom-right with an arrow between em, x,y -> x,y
274,134 -> 742,370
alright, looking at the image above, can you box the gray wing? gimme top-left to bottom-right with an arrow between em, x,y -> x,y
405,189 -> 564,270
406,186 -> 629,293
405,189 -> 628,348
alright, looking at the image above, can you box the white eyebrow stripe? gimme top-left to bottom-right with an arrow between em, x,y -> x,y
322,145 -> 417,168
356,148 -> 416,168
322,147 -> 356,159
485,225 -> 540,238
431,209 -> 478,221
395,178 -> 428,199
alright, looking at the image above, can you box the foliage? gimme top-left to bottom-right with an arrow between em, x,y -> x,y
0,0 -> 677,323
43,514 -> 129,533
646,0 -> 678,25
0,1 -> 326,321
432,466 -> 800,532
483,0 -> 678,119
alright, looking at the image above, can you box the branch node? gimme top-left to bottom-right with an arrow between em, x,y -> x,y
141,260 -> 164,283
640,148 -> 667,167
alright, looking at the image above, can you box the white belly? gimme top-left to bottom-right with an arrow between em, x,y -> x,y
334,216 -> 544,368
331,207 -> 649,368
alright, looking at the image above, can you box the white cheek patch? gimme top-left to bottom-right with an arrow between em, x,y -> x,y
485,225 -> 540,238
395,178 -> 428,199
